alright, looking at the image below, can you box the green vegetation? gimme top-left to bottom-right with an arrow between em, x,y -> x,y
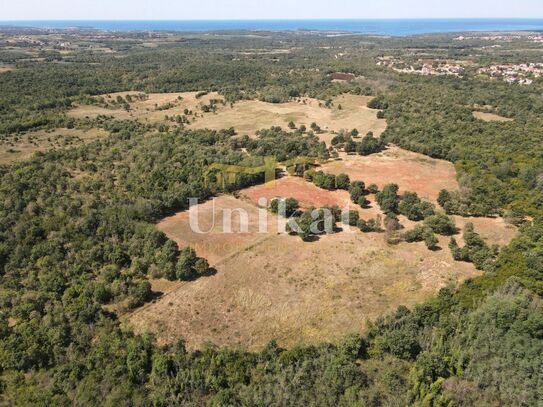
287,207 -> 338,241
0,27 -> 541,406
270,197 -> 300,217
399,191 -> 435,221
376,183 -> 400,214
449,223 -> 499,270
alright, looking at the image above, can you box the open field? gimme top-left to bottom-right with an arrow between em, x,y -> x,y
452,215 -> 517,246
0,64 -> 15,74
130,198 -> 481,350
130,169 -> 516,350
190,94 -> 386,137
321,147 -> 459,202
241,176 -> 354,210
68,91 -> 224,123
157,195 -> 279,266
68,92 -> 386,137
0,127 -> 108,165
473,111 -> 514,122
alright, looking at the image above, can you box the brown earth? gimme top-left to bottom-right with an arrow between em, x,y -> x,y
0,65 -> 15,74
156,195 -> 279,266
240,176 -> 353,210
330,72 -> 356,81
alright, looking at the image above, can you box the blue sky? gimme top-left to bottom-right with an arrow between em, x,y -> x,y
2,0 -> 543,20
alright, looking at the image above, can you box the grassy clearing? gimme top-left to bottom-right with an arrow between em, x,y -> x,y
0,127 -> 107,165
130,204 -> 480,350
473,111 -> 514,122
69,92 -> 386,137
321,147 -> 459,202
0,64 -> 15,74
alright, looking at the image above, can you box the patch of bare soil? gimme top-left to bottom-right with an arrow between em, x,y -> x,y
0,65 -> 15,73
156,195 -> 279,266
240,176 -> 353,210
473,111 -> 513,122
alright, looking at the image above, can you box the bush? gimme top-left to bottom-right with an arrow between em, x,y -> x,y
367,95 -> 389,110
403,225 -> 426,243
357,196 -> 371,208
423,214 -> 456,236
350,186 -> 365,204
358,217 -> 382,233
367,184 -> 379,194
176,247 -> 210,281
424,230 -> 439,250
343,210 -> 360,226
399,192 -> 435,221
313,171 -> 337,190
270,197 -> 299,217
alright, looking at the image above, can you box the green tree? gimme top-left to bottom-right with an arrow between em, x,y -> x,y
376,184 -> 400,214
423,215 -> 456,236
335,173 -> 351,190
423,230 -> 439,251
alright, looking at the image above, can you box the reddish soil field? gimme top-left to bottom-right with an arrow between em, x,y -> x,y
330,72 -> 356,81
156,195 -> 279,266
322,147 -> 460,202
240,176 -> 353,210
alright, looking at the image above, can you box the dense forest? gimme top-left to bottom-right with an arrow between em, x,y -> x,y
0,28 -> 542,405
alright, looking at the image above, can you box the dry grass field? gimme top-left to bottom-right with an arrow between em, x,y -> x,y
129,172 -> 516,350
473,111 -> 514,122
0,64 -> 15,74
156,195 -> 279,266
68,91 -> 224,122
130,198 -> 481,350
190,94 -> 386,137
0,128 -> 108,165
321,147 -> 459,202
241,176 -> 353,210
68,92 -> 386,137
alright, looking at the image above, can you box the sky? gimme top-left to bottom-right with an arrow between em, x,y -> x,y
1,0 -> 543,20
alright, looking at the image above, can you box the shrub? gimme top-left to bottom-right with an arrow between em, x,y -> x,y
270,197 -> 300,217
423,214 -> 456,236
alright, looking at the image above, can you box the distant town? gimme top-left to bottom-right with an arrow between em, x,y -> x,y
376,56 -> 465,76
477,63 -> 543,85
377,56 -> 542,85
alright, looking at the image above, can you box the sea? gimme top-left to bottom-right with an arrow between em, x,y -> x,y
1,19 -> 543,36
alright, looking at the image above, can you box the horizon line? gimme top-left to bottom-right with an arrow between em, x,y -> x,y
2,17 -> 543,22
